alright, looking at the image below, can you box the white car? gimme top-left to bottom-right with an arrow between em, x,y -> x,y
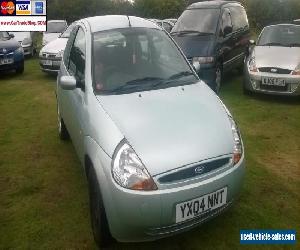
40,22 -> 76,74
42,20 -> 67,46
10,32 -> 35,56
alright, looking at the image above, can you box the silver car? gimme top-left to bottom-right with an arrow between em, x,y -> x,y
244,24 -> 300,96
9,32 -> 35,56
42,20 -> 67,46
56,15 -> 245,247
40,23 -> 76,74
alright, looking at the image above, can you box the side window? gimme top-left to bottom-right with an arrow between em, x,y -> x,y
229,7 -> 249,31
221,9 -> 232,31
63,27 -> 78,67
68,27 -> 86,82
163,22 -> 172,33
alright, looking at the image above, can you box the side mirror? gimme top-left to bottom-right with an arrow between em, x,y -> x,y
192,61 -> 200,72
223,26 -> 233,37
60,75 -> 77,90
249,39 -> 255,46
9,34 -> 14,39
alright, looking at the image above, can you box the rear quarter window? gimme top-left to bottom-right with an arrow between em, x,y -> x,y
229,7 -> 249,31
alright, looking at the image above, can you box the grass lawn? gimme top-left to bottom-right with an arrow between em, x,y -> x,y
0,58 -> 299,249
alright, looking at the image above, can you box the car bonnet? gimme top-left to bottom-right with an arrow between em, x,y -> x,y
96,82 -> 234,176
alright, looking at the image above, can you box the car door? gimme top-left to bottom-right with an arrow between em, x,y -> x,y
218,8 -> 235,72
60,26 -> 87,163
228,6 -> 250,67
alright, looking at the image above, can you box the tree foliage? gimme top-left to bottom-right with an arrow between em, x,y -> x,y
47,0 -> 300,30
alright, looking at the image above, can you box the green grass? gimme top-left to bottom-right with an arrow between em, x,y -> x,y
0,59 -> 299,249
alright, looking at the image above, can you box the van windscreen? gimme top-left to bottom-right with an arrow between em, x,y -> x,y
172,9 -> 220,34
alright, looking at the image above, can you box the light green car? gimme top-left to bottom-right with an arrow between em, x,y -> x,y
56,15 -> 245,247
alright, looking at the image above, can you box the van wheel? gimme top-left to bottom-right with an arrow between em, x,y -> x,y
57,105 -> 69,140
16,64 -> 24,74
243,84 -> 253,96
214,63 -> 222,94
88,167 -> 114,248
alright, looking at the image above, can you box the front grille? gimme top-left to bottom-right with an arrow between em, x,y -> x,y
0,52 -> 14,60
158,157 -> 231,184
146,201 -> 233,236
42,53 -> 57,59
260,83 -> 288,92
258,67 -> 291,74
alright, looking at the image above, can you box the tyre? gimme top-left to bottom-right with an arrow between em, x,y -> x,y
243,84 -> 253,96
16,63 -> 24,74
214,63 -> 223,94
57,105 -> 69,140
88,166 -> 114,248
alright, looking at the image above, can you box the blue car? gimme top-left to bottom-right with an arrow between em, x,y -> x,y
0,32 -> 24,74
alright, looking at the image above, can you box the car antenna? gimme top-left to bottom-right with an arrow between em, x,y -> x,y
127,16 -> 132,27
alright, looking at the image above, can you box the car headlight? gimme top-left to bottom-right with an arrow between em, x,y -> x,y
218,99 -> 243,165
292,64 -> 300,75
192,56 -> 214,64
56,50 -> 64,58
229,116 -> 243,165
248,57 -> 258,72
14,47 -> 24,54
22,37 -> 32,46
112,140 -> 157,191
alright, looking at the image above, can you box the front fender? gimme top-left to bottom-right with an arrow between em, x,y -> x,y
84,136 -> 123,235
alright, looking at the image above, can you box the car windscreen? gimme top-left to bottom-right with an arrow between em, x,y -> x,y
171,8 -> 220,35
11,32 -> 29,41
60,23 -> 77,38
93,28 -> 198,94
257,25 -> 300,47
47,22 -> 67,33
0,31 -> 10,40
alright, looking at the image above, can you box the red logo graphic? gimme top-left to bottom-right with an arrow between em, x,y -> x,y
1,1 -> 15,15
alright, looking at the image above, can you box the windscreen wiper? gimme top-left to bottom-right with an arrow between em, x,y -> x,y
171,30 -> 213,36
261,42 -> 286,46
288,43 -> 300,47
108,77 -> 164,93
152,71 -> 196,88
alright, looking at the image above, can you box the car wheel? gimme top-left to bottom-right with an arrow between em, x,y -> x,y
214,63 -> 222,94
16,64 -> 24,74
88,166 -> 114,248
243,84 -> 253,96
57,105 -> 69,140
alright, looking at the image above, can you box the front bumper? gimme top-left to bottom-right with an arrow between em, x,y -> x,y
39,56 -> 61,74
0,52 -> 24,72
244,65 -> 300,96
100,154 -> 245,242
22,44 -> 33,56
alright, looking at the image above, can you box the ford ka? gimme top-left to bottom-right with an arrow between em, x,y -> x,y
56,15 -> 245,247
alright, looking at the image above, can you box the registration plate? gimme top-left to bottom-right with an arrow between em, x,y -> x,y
262,77 -> 285,86
0,58 -> 13,65
176,187 -> 227,223
41,60 -> 52,66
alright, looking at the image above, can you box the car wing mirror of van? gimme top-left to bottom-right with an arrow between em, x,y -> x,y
249,40 -> 255,46
223,26 -> 233,37
9,34 -> 15,39
192,61 -> 200,72
60,76 -> 77,90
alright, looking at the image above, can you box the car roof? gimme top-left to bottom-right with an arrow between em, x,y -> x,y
83,15 -> 161,33
48,20 -> 67,23
264,23 -> 300,29
188,0 -> 242,9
